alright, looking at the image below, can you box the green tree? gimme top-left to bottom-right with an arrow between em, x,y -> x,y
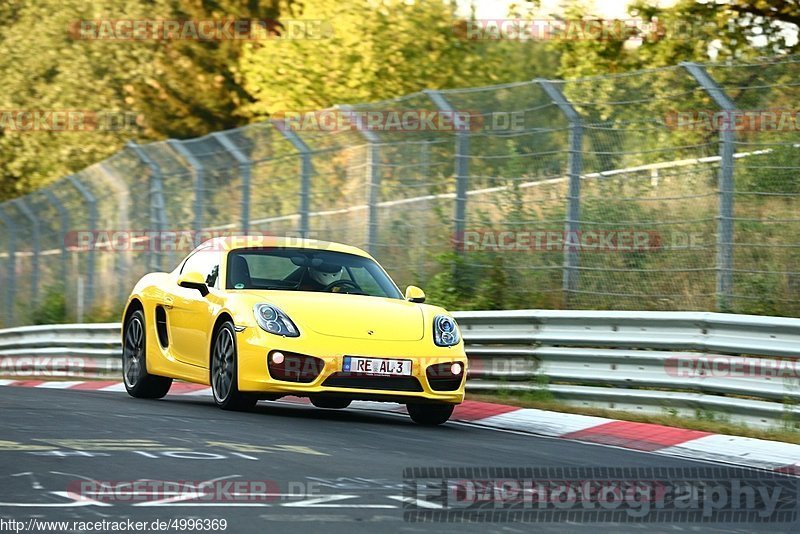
555,0 -> 799,78
0,0 -> 294,199
0,0 -> 156,199
239,0 -> 558,117
130,0 -> 286,139
1,0 -> 558,200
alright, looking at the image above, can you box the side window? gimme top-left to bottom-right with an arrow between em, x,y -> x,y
181,249 -> 219,288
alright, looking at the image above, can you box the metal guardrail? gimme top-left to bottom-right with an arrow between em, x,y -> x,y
454,310 -> 800,429
1,312 -> 799,429
0,323 -> 121,378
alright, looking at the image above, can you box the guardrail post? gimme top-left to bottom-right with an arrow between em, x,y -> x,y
12,198 -> 40,303
167,139 -> 205,246
127,142 -> 167,271
0,207 -> 16,325
212,131 -> 252,233
43,188 -> 70,290
425,90 -> 469,252
67,175 -> 97,311
681,63 -> 736,310
272,120 -> 312,238
537,79 -> 584,303
338,105 -> 381,255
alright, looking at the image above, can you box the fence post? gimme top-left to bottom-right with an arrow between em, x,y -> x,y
681,62 -> 736,310
272,121 -> 312,238
167,139 -> 205,245
537,79 -> 584,303
98,162 -> 131,303
0,207 -> 16,325
67,175 -> 97,311
418,140 -> 431,279
127,141 -> 167,271
212,132 -> 252,233
425,90 -> 469,252
338,105 -> 381,255
12,198 -> 40,303
43,188 -> 70,291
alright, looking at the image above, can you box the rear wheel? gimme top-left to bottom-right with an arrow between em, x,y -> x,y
123,310 -> 172,399
211,321 -> 257,411
407,402 -> 454,426
310,397 -> 352,409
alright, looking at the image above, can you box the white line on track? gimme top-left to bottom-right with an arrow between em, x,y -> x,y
35,381 -> 87,389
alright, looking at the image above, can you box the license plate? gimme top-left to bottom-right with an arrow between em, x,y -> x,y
342,356 -> 412,376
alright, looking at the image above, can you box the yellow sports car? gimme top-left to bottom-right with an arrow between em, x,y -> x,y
121,236 -> 467,425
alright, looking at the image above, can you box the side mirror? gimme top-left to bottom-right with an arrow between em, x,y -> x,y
405,285 -> 426,303
177,271 -> 209,297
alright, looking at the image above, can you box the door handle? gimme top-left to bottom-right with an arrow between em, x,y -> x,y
162,296 -> 174,309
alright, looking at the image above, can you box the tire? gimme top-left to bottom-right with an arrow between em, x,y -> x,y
407,402 -> 454,426
310,397 -> 352,409
123,310 -> 173,399
211,321 -> 257,411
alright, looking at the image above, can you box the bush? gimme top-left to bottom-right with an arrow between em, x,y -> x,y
27,285 -> 69,325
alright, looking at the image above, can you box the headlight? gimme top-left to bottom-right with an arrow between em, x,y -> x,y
254,304 -> 299,337
433,315 -> 460,347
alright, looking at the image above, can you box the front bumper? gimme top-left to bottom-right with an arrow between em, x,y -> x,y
235,326 -> 467,404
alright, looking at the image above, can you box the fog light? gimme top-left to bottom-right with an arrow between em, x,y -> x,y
451,362 -> 463,375
272,351 -> 285,364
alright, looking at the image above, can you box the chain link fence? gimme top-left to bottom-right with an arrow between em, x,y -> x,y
1,54 -> 798,326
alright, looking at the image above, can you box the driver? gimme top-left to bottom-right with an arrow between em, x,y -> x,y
300,263 -> 345,292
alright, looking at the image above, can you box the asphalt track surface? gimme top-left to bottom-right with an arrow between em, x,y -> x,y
1,386 -> 795,534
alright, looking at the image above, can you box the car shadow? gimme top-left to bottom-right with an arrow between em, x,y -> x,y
167,395 -> 460,429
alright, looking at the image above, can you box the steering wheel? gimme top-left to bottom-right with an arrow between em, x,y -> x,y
323,279 -> 363,293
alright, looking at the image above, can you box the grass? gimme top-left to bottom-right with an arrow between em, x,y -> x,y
467,391 -> 800,445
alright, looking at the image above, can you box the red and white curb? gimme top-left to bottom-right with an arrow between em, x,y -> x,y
2,379 -> 798,475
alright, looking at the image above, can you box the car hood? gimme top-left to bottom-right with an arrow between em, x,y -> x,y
237,291 -> 425,341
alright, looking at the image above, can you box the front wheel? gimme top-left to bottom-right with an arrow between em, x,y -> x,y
211,321 -> 257,411
406,402 -> 455,426
123,310 -> 172,399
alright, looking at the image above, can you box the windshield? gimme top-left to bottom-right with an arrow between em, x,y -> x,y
226,248 -> 403,299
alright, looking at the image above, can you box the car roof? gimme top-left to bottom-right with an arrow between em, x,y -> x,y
196,235 -> 373,259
